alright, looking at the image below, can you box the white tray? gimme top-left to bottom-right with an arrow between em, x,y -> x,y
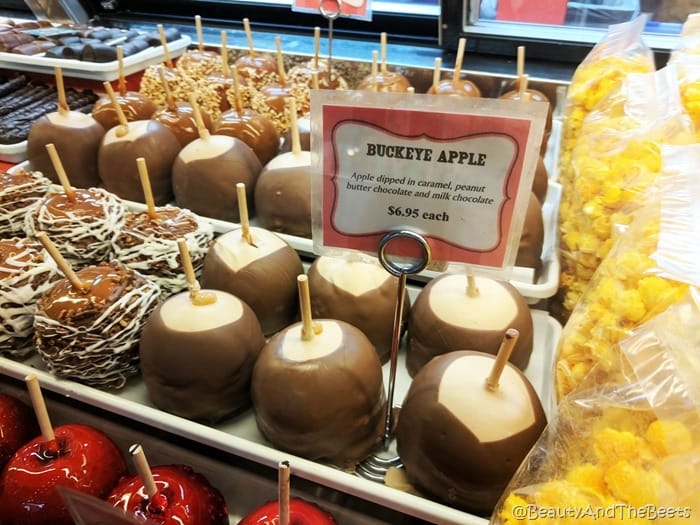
0,36 -> 191,81
0,310 -> 559,525
0,140 -> 27,164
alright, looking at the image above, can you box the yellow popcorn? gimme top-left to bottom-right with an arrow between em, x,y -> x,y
646,420 -> 694,457
567,463 -> 607,496
594,428 -> 644,466
605,460 -> 662,506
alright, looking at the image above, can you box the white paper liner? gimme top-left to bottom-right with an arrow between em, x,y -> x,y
33,263 -> 161,389
0,169 -> 52,237
23,188 -> 126,268
112,206 -> 214,298
0,237 -> 59,359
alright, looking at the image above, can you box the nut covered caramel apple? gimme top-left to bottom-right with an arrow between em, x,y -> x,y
0,423 -> 127,525
113,206 -> 214,298
0,168 -> 51,237
201,226 -> 302,335
0,393 -> 38,470
239,498 -> 338,525
0,237 -> 59,359
33,260 -> 160,389
396,350 -> 546,513
140,289 -> 265,422
306,254 -> 409,364
24,187 -> 126,268
406,273 -> 534,375
27,111 -> 105,189
251,319 -> 386,468
107,464 -> 229,525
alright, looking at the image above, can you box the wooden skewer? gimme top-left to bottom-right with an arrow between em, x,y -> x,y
45,143 -> 75,202
129,444 -> 158,500
466,269 -> 479,298
54,67 -> 69,115
136,158 -> 157,219
518,74 -> 529,96
25,374 -> 55,443
236,183 -> 254,245
275,36 -> 287,86
103,81 -> 129,137
278,461 -> 291,525
380,32 -> 388,74
312,71 -> 319,90
289,98 -> 301,156
243,18 -> 255,57
370,50 -> 378,93
313,26 -> 321,70
516,45 -> 525,79
158,66 -> 176,110
231,65 -> 244,114
432,57 -> 442,91
298,275 -> 316,341
453,37 -> 466,86
117,45 -> 126,96
157,24 -> 173,69
188,93 -> 210,140
195,15 -> 205,52
486,329 -> 520,391
36,232 -> 88,293
221,30 -> 230,78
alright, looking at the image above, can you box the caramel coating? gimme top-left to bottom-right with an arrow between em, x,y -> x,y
92,91 -> 158,130
215,108 -> 280,165
153,102 -> 213,147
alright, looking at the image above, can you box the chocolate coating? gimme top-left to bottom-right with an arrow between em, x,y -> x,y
215,108 -> 280,165
515,193 -> 544,276
279,114 -> 310,153
27,112 -> 105,189
91,91 -> 158,130
172,136 -> 262,222
407,274 -> 534,374
98,120 -> 181,205
153,102 -> 214,147
140,290 -> 265,422
251,320 -> 386,467
396,351 -> 547,513
306,256 -> 409,363
254,157 -> 312,238
427,79 -> 481,97
532,156 -> 548,204
201,227 -> 302,336
356,71 -> 412,93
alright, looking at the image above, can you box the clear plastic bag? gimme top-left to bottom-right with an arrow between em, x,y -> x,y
491,289 -> 700,525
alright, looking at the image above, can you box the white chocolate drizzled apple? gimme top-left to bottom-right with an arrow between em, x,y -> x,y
0,168 -> 51,237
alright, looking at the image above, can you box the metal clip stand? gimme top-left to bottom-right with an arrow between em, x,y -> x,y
319,0 -> 341,88
356,230 -> 431,482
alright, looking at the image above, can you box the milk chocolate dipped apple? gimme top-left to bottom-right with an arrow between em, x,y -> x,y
140,239 -> 265,422
107,445 -> 228,525
27,68 -> 105,189
201,219 -> 302,335
356,34 -> 412,93
532,155 -> 548,204
426,39 -> 481,98
515,192 -> 544,277
251,276 -> 386,468
254,98 -> 312,237
0,237 -> 59,359
306,254 -> 409,364
172,95 -> 262,222
33,237 -> 160,388
407,273 -> 533,375
0,168 -> 51,237
0,393 -> 38,469
396,337 -> 546,513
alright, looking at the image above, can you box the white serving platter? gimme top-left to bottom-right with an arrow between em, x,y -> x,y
0,309 -> 559,525
0,35 -> 190,81
0,140 -> 28,164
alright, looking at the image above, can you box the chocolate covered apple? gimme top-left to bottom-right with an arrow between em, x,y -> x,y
406,273 -> 533,375
396,341 -> 546,513
172,95 -> 262,222
0,393 -> 38,469
0,168 -> 51,237
0,237 -> 59,359
27,69 -> 105,189
532,155 -> 549,204
515,192 -> 544,277
33,254 -> 160,389
0,423 -> 127,525
251,275 -> 386,467
107,445 -> 228,525
306,254 -> 409,364
140,243 -> 265,421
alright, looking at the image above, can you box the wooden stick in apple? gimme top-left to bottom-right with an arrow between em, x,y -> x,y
45,143 -> 75,203
158,24 -> 174,69
158,66 -> 177,111
117,45 -> 127,96
431,57 -> 442,92
466,267 -> 479,298
136,157 -> 158,220
278,460 -> 290,525
178,238 -> 216,306
452,37 -> 466,88
243,17 -> 255,58
275,36 -> 287,87
25,374 -> 54,443
189,92 -> 211,141
54,67 -> 69,116
102,80 -> 130,137
129,444 -> 158,500
486,328 -> 519,391
236,183 -> 255,245
298,274 -> 321,341
516,45 -> 525,81
313,26 -> 321,71
380,32 -> 388,74
195,14 -> 205,52
35,231 -> 88,292
370,50 -> 378,92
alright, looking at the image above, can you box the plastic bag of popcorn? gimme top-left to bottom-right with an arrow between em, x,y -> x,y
555,66 -> 695,321
491,288 -> 700,525
555,143 -> 700,399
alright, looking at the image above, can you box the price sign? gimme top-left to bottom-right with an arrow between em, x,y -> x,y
293,0 -> 372,21
310,90 -> 547,269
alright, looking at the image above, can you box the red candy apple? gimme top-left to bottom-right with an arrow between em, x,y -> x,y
0,423 -> 127,525
238,498 -> 337,525
107,464 -> 229,525
0,393 -> 39,469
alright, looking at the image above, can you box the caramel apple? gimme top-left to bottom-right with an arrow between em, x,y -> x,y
356,33 -> 412,93
396,347 -> 546,513
34,259 -> 160,388
406,273 -> 534,374
0,168 -> 51,237
154,101 -> 214,148
0,237 -> 59,359
515,192 -> 544,277
140,288 -> 265,421
201,225 -> 302,335
234,18 -> 278,91
426,40 -> 481,97
0,423 -> 127,525
92,90 -> 158,130
306,254 -> 409,364
0,393 -> 38,470
279,114 -> 310,153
